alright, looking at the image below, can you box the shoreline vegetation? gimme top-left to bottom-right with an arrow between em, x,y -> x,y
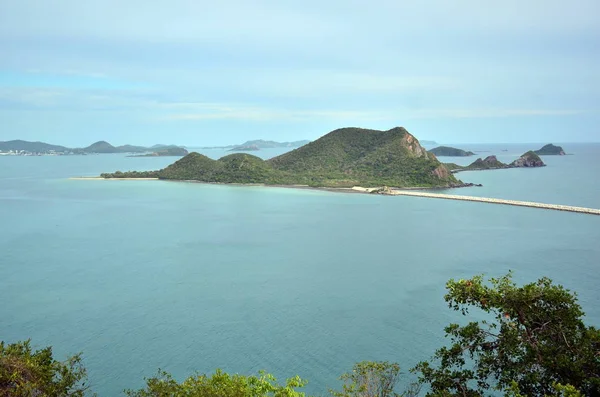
3,273 -> 599,396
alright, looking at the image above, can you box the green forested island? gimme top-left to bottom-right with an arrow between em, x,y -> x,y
535,143 -> 566,155
101,127 -> 463,188
428,146 -> 475,157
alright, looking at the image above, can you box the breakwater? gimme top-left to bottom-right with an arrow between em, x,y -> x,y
389,190 -> 600,216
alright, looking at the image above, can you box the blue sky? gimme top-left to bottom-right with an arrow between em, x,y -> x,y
1,0 -> 599,146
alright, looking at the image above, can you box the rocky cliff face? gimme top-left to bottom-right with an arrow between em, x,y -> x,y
401,132 -> 428,158
510,151 -> 545,167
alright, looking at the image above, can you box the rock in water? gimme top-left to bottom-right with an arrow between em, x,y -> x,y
510,151 -> 546,167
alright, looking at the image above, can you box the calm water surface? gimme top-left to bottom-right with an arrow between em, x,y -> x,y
1,144 -> 599,395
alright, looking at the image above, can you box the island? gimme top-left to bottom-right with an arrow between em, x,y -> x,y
446,151 -> 545,173
228,144 -> 260,152
534,144 -> 566,155
128,147 -> 189,157
100,127 -> 464,188
429,146 -> 475,157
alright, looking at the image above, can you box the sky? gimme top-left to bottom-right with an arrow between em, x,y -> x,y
0,0 -> 599,146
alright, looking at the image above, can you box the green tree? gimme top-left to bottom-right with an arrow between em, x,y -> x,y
0,339 -> 89,396
413,272 -> 600,396
125,369 -> 308,397
331,361 -> 420,397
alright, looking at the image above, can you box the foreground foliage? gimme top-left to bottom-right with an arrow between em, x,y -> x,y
331,361 -> 420,397
125,369 -> 307,397
0,339 -> 88,396
414,273 -> 600,396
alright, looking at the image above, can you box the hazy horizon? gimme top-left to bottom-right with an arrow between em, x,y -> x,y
1,0 -> 599,146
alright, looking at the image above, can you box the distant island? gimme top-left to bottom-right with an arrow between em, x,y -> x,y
128,147 -> 189,157
228,144 -> 260,152
429,146 -> 475,157
0,140 -> 187,156
535,144 -> 566,155
445,151 -> 545,173
201,139 -> 311,150
101,127 -> 463,188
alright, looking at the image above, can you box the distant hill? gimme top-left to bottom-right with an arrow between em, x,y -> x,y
228,144 -> 260,152
419,140 -> 438,146
104,127 -> 461,188
239,139 -> 311,149
201,139 -> 310,150
534,144 -> 566,155
429,146 -> 475,157
0,140 -> 70,152
83,141 -> 153,153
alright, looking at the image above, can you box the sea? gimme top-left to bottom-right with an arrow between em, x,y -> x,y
1,143 -> 599,396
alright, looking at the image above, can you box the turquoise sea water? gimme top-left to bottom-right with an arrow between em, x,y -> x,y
1,144 -> 599,395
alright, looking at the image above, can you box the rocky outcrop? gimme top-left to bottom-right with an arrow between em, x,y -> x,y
466,155 -> 508,170
401,132 -> 429,158
510,151 -> 545,168
432,164 -> 452,179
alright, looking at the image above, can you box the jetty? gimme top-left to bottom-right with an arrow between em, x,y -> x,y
389,190 -> 600,216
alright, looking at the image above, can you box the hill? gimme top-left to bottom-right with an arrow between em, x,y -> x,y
267,127 -> 458,187
429,146 -> 475,157
535,144 -> 566,155
0,140 -> 70,153
104,127 -> 461,188
158,153 -> 284,184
